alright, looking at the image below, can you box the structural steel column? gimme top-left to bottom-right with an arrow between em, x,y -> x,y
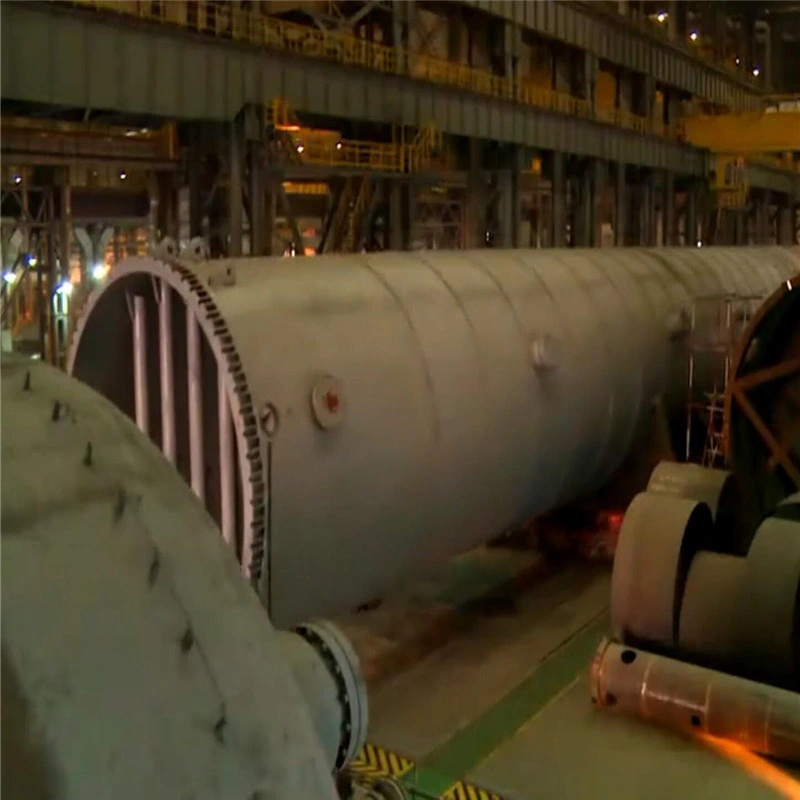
615,161 -> 627,246
663,171 -> 675,246
503,22 -> 520,81
638,174 -> 651,246
465,140 -> 485,249
496,168 -> 514,248
778,204 -> 793,245
735,210 -> 748,245
755,192 -> 769,245
593,159 -> 606,246
685,182 -> 698,246
392,0 -> 412,72
575,163 -> 592,247
388,181 -> 404,250
249,142 -> 266,256
188,139 -> 204,239
667,0 -> 677,39
551,151 -> 566,248
59,170 -> 71,278
583,52 -> 598,108
406,183 -> 420,249
229,121 -> 243,257
148,172 -> 160,249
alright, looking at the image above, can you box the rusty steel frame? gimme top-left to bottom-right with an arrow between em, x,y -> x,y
724,273 -> 800,492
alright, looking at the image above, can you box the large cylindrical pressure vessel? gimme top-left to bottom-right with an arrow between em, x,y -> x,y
1,354 -> 338,800
68,247 -> 800,626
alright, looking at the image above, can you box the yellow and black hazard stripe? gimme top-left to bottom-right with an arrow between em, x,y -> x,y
349,743 -> 414,779
442,780 -> 503,800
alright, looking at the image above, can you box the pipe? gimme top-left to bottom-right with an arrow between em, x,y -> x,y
132,294 -> 148,436
158,279 -> 176,463
0,353 -> 339,800
187,312 -> 204,501
68,247 -> 800,626
218,368 -> 236,551
590,638 -> 800,764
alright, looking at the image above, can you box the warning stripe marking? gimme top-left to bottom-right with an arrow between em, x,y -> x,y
349,743 -> 414,779
442,779 -> 503,800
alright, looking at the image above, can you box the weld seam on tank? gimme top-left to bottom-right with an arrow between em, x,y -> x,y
357,258 -> 441,440
549,250 -> 618,489
589,254 -> 648,465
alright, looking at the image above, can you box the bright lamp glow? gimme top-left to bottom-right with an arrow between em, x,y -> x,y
56,281 -> 73,297
752,67 -> 760,77
3,271 -> 16,284
689,31 -> 698,41
92,263 -> 109,281
656,11 -> 667,23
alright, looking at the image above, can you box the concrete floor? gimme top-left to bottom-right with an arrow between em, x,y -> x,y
362,559 -> 798,800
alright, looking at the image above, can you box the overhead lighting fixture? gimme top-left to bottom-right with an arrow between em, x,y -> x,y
26,255 -> 37,268
735,57 -> 741,65
92,263 -> 109,281
3,270 -> 17,284
13,174 -> 21,185
119,170 -> 127,180
752,67 -> 760,76
336,141 -> 343,151
56,281 -> 73,297
656,11 -> 667,23
689,31 -> 698,41
296,144 -> 305,154
696,241 -> 703,248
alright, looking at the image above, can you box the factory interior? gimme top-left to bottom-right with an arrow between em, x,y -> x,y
2,1 -> 800,798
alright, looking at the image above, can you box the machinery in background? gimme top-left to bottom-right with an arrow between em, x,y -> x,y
67,246 -> 800,627
595,274 -> 800,762
0,353 -> 404,800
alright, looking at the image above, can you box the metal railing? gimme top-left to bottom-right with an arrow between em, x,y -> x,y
69,1 -> 671,140
270,98 -> 442,173
1,115 -> 177,164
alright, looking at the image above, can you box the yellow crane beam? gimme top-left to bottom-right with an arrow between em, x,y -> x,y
682,110 -> 800,153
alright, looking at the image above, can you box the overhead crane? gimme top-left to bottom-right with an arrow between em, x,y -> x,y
681,97 -> 800,214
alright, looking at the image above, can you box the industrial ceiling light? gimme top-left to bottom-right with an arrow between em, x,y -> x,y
119,170 -> 127,180
13,174 -> 21,185
656,11 -> 667,23
3,270 -> 16,284
296,143 -> 305,154
336,141 -> 343,150
752,66 -> 761,76
56,281 -> 73,297
735,57 -> 741,65
92,263 -> 109,281
689,31 -> 698,41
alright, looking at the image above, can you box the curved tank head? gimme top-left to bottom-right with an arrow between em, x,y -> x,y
0,353 -> 339,800
68,247 -> 800,626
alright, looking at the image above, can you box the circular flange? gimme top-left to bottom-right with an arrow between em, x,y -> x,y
311,375 -> 346,431
735,515 -> 800,687
611,491 -> 713,649
678,551 -> 746,664
294,620 -> 368,769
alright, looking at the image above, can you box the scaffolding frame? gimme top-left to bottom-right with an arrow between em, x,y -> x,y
685,292 -> 761,467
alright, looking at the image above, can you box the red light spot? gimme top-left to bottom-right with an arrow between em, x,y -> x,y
324,390 -> 340,414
